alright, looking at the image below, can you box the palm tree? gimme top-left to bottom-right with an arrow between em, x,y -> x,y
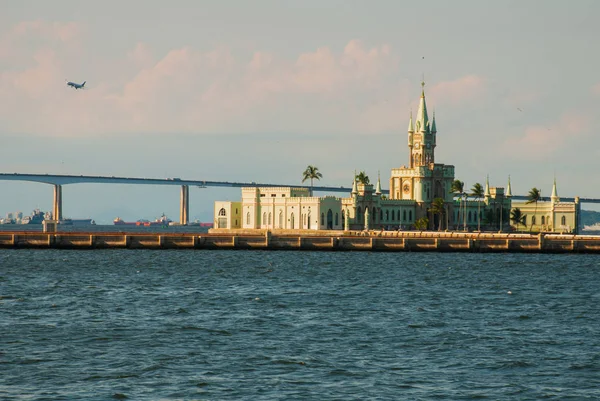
526,187 -> 541,232
470,182 -> 484,232
450,179 -> 465,231
355,171 -> 370,185
510,208 -> 526,232
302,165 -> 323,194
428,197 -> 446,231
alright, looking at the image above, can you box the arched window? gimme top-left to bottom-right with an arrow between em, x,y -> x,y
532,216 -> 536,225
372,207 -> 377,222
321,212 -> 325,225
268,212 -> 272,225
335,213 -> 339,226
246,212 -> 250,225
403,210 -> 407,221
392,210 -> 395,221
235,208 -> 238,214
561,216 -> 566,225
279,211 -> 283,228
468,211 -> 472,222
547,216 -> 551,226
357,207 -> 362,222
290,213 -> 295,229
386,210 -> 389,221
541,216 -> 545,225
218,208 -> 226,216
262,212 -> 266,226
409,210 -> 413,221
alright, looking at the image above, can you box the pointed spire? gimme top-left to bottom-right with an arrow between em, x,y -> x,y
375,171 -> 382,195
351,170 -> 358,195
506,175 -> 512,197
408,111 -> 414,132
431,111 -> 437,133
416,80 -> 429,132
551,177 -> 559,203
484,175 -> 490,197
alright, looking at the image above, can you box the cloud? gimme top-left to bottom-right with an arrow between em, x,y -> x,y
501,111 -> 593,160
1,30 -> 406,137
428,75 -> 486,106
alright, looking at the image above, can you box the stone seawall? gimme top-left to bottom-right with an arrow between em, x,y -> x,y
1,230 -> 600,253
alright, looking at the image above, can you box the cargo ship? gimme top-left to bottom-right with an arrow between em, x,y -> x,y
114,214 -> 172,227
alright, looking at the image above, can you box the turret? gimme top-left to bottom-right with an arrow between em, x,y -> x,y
551,178 -> 560,203
484,175 -> 490,199
506,175 -> 512,198
375,172 -> 382,195
415,81 -> 429,133
351,171 -> 358,196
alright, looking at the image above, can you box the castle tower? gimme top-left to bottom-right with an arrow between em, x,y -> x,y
409,81 -> 435,168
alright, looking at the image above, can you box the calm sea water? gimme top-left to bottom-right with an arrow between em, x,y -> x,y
1,250 -> 599,400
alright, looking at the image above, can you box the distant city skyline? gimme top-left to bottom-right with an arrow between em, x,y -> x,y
2,0 -> 599,221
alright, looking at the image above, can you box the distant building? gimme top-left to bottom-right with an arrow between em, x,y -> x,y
213,82 -> 580,233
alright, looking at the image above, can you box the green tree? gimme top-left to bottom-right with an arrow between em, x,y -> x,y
302,165 -> 323,194
355,171 -> 370,185
510,208 -> 526,232
526,187 -> 541,232
428,197 -> 446,231
470,182 -> 485,232
450,179 -> 465,231
414,217 -> 429,231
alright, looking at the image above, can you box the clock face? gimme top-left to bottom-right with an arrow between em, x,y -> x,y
403,183 -> 410,193
415,143 -> 420,149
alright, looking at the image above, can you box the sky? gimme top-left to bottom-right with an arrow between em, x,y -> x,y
1,0 -> 600,222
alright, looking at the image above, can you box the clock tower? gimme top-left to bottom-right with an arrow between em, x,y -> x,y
408,81 -> 436,168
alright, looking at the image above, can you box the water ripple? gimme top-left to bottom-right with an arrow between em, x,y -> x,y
1,250 -> 599,399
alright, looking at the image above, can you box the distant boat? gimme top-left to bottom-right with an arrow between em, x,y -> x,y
21,209 -> 46,224
188,220 -> 214,228
114,214 -> 172,227
59,218 -> 96,226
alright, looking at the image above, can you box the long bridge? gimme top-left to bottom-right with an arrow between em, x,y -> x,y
1,173 -> 597,225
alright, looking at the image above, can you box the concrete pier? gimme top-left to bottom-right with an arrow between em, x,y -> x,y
1,229 -> 600,253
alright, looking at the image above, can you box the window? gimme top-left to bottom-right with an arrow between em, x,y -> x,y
561,216 -> 566,225
335,213 -> 339,226
279,211 -> 283,228
403,210 -> 407,221
357,207 -> 362,222
282,194 -> 286,197
246,212 -> 250,225
541,216 -> 545,225
532,216 -> 536,225
235,208 -> 238,214
380,210 -> 383,220
271,194 -> 276,197
386,210 -> 389,221
262,212 -> 266,225
321,213 -> 325,225
260,194 -> 265,197
268,212 -> 271,225
409,210 -> 413,221
218,208 -> 226,216
468,211 -> 472,222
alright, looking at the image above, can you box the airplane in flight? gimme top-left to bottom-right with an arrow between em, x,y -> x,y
66,80 -> 86,90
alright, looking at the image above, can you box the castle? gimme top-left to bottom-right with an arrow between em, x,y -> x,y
213,82 -> 580,233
